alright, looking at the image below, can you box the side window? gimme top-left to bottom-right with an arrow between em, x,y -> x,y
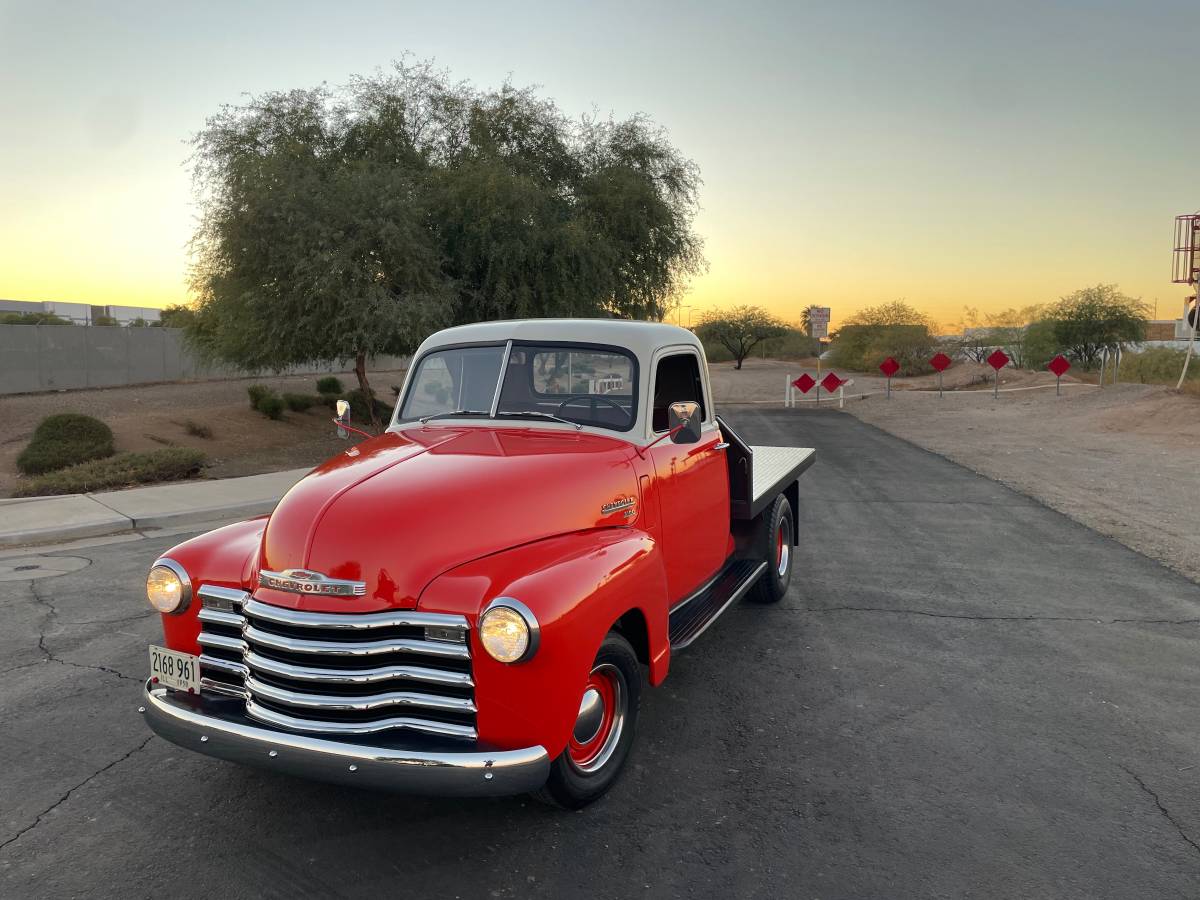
652,352 -> 707,432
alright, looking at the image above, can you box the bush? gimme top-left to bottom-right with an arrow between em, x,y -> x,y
17,413 -> 115,475
829,324 -> 936,375
246,384 -> 272,410
345,389 -> 393,423
14,448 -> 206,497
316,376 -> 344,395
1120,349 -> 1200,385
257,394 -> 286,420
282,393 -> 320,412
182,419 -> 213,439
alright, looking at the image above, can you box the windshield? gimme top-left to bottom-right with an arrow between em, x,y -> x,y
397,342 -> 638,432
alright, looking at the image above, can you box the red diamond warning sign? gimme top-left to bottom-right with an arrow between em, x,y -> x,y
930,352 -> 952,372
820,372 -> 844,393
1047,355 -> 1071,377
987,349 -> 1010,370
792,373 -> 816,394
879,357 -> 900,377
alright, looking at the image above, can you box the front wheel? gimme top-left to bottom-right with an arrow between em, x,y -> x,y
749,494 -> 793,604
533,632 -> 641,809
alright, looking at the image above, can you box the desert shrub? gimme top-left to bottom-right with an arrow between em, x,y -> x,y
14,448 -> 206,497
182,419 -> 213,439
17,413 -> 115,475
345,389 -> 393,424
257,394 -> 286,420
246,384 -> 272,409
282,393 -> 319,412
761,327 -> 822,360
829,324 -> 935,375
1120,349 -> 1200,384
316,376 -> 344,395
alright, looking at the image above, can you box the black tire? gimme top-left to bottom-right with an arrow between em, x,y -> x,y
533,632 -> 641,809
749,494 -> 793,604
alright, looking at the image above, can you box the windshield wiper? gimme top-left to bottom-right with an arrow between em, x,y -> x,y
496,411 -> 583,430
419,410 -> 491,424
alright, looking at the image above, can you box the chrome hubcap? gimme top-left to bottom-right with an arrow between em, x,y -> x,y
573,687 -> 605,744
777,521 -> 790,577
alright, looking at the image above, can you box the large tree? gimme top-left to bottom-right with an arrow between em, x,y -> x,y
695,305 -> 787,369
187,61 -> 704,425
1047,284 -> 1147,367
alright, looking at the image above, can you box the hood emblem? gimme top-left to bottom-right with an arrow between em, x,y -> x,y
601,496 -> 637,518
258,568 -> 367,597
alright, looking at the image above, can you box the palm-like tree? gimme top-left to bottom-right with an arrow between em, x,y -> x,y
800,305 -> 821,337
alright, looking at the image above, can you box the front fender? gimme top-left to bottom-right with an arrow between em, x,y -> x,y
418,528 -> 669,757
156,517 -> 266,655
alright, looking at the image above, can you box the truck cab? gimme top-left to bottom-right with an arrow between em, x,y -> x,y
141,320 -> 815,808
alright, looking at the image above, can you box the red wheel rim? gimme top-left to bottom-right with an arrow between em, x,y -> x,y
567,664 -> 624,773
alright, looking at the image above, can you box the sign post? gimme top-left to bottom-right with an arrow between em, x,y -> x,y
929,352 -> 952,398
879,357 -> 899,398
986,349 -> 1010,399
1047,354 -> 1071,396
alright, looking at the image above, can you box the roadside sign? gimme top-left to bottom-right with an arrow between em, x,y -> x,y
930,352 -> 952,372
820,372 -> 844,394
1048,354 -> 1071,396
879,357 -> 900,377
792,373 -> 816,394
808,307 -> 831,340
986,349 -> 1009,398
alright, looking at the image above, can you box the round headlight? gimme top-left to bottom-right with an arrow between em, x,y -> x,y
146,559 -> 191,614
479,599 -> 539,663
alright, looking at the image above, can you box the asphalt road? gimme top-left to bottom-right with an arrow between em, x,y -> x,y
2,408 -> 1199,899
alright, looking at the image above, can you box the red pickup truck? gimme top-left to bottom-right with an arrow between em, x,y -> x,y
141,320 -> 815,807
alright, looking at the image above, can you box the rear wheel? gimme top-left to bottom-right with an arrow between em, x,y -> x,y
533,632 -> 641,809
749,494 -> 793,604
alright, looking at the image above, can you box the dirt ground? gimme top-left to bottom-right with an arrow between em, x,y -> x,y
0,367 -> 406,497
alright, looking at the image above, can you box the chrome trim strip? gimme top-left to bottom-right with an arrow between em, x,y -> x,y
197,632 -> 247,653
198,607 -> 246,629
489,339 -> 514,417
200,677 -> 247,699
243,650 -> 473,688
150,557 -> 193,615
258,569 -> 367,597
197,584 -> 250,606
243,624 -> 470,660
142,682 -> 548,797
242,598 -> 468,632
481,597 -> 540,663
245,675 -> 476,715
245,697 -> 477,739
199,654 -> 248,676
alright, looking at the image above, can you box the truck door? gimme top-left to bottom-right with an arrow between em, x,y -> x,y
646,349 -> 731,603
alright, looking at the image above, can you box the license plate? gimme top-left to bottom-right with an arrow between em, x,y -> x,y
149,645 -> 200,693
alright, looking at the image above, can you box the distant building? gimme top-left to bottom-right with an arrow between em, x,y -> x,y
0,299 -> 161,325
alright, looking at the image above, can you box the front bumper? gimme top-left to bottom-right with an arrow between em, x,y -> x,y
142,680 -> 550,797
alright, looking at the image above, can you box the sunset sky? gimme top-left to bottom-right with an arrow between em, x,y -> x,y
1,0 -> 1197,330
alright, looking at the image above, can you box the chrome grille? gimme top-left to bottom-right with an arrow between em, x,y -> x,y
195,585 -> 476,740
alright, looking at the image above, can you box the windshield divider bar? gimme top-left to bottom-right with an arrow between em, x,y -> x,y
489,340 -> 513,418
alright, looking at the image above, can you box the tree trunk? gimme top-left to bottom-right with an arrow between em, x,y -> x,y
734,356 -> 744,370
354,350 -> 380,430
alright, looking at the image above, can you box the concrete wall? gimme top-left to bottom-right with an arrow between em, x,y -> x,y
0,325 -> 408,395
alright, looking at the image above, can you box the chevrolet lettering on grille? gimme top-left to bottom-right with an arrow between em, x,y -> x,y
257,568 -> 367,596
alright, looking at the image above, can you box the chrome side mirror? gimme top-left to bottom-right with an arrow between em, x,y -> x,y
335,399 -> 350,439
667,401 -> 702,444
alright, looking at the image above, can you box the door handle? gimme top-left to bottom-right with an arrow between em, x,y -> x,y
713,442 -> 730,450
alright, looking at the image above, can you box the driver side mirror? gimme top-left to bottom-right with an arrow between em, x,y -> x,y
667,401 -> 702,444
335,399 -> 351,439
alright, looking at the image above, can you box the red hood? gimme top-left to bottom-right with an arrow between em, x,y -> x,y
257,425 -> 640,611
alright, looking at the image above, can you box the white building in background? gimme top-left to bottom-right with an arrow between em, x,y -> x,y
0,299 -> 161,325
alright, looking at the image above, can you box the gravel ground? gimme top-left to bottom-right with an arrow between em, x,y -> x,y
843,382 -> 1200,584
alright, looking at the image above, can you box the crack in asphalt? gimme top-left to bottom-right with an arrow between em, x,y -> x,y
0,735 -> 155,854
801,605 -> 1200,626
1120,765 -> 1200,859
27,581 -> 141,683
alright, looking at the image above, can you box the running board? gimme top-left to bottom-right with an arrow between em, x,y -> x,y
668,559 -> 768,650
